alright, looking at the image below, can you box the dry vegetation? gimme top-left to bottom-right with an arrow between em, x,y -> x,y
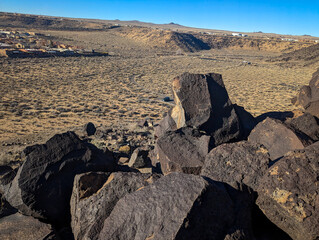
1,21 -> 319,152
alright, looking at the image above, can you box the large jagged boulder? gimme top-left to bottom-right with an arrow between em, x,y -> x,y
0,213 -> 52,240
309,68 -> 319,102
256,142 -> 319,240
154,110 -> 177,138
155,127 -> 211,175
71,172 -> 161,240
4,131 -> 115,228
248,117 -> 313,160
233,104 -> 257,139
286,112 -> 319,142
201,141 -> 270,191
293,68 -> 319,118
305,100 -> 319,118
98,172 -> 253,240
169,72 -> 242,146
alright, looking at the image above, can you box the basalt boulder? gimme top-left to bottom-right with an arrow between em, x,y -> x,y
305,100 -> 319,118
0,213 -> 52,240
98,172 -> 249,240
154,109 -> 177,138
169,72 -> 242,146
293,68 -> 319,118
155,127 -> 211,175
286,112 -> 319,142
128,148 -> 151,169
201,141 -> 270,191
256,142 -> 319,240
71,172 -> 161,240
4,131 -> 115,228
248,117 -> 313,160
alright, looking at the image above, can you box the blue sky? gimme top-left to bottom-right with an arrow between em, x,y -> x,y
1,0 -> 319,36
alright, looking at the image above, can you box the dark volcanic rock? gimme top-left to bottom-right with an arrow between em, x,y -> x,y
248,117 -> 312,160
306,100 -> 319,118
170,72 -> 242,146
233,104 -> 257,139
256,142 -> 319,240
98,173 -> 239,240
154,110 -> 177,138
294,85 -> 312,108
84,122 -> 96,136
293,68 -> 319,118
128,148 -> 150,168
0,213 -> 52,240
287,112 -> 319,141
309,68 -> 319,102
201,141 -> 270,191
0,193 -> 17,218
4,131 -> 115,228
156,127 -> 211,175
71,172 -> 161,240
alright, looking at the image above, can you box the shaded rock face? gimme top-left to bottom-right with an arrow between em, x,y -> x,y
248,117 -> 312,160
156,127 -> 211,175
84,122 -> 96,136
233,104 -> 257,139
309,68 -> 319,103
128,148 -> 150,169
0,213 -> 52,240
98,173 -> 238,240
4,131 -> 115,228
256,142 -> 319,240
71,172 -> 161,240
293,68 -> 319,117
286,112 -> 319,142
170,72 -> 242,146
306,100 -> 319,118
154,110 -> 177,138
0,193 -> 17,219
201,141 -> 270,191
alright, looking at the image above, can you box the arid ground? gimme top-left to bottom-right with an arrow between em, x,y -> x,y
1,24 -> 319,162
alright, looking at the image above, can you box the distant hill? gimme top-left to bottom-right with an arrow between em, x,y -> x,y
1,11 -> 318,53
275,43 -> 319,65
118,28 -> 210,52
0,12 -> 115,31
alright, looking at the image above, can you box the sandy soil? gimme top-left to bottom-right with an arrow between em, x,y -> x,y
0,30 -> 318,151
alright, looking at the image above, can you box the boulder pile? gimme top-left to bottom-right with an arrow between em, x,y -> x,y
292,67 -> 319,118
0,71 -> 318,240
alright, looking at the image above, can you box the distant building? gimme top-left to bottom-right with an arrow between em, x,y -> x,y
232,33 -> 248,37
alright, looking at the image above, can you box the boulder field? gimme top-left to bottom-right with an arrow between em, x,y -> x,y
0,71 -> 318,240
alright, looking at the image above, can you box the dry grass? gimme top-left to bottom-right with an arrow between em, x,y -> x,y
0,30 -> 317,146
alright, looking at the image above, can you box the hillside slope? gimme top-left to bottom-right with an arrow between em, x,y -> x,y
274,43 -> 319,65
118,28 -> 210,52
196,34 -> 314,53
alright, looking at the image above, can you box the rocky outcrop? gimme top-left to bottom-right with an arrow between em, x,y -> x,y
169,72 -> 242,146
84,122 -> 96,136
3,131 -> 115,228
154,110 -> 177,138
248,117 -> 313,160
71,172 -> 161,240
0,213 -> 52,240
98,173 -> 248,240
256,142 -> 319,240
286,112 -> 319,142
128,148 -> 150,169
201,141 -> 270,191
155,127 -> 211,175
293,68 -> 319,118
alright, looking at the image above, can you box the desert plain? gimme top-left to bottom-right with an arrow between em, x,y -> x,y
1,14 -> 319,164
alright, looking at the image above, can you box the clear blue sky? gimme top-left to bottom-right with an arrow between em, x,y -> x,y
1,0 -> 319,36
